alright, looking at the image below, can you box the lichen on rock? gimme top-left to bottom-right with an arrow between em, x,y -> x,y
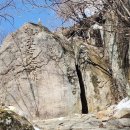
0,108 -> 34,130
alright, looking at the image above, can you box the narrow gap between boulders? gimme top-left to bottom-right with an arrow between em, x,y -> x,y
75,64 -> 88,114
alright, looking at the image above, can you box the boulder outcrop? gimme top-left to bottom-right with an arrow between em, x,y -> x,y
0,8 -> 130,120
0,23 -> 81,119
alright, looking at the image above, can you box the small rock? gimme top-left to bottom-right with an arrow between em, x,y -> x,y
113,108 -> 130,119
34,126 -> 41,130
105,119 -> 123,129
96,109 -> 113,121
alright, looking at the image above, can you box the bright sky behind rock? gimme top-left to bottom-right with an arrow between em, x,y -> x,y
0,0 -> 99,42
0,0 -> 70,39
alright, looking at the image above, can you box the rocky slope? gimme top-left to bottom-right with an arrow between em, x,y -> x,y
33,114 -> 130,130
0,22 -> 114,119
0,23 -> 79,119
0,9 -> 130,123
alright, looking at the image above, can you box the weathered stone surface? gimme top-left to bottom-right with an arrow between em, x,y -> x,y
0,23 -> 81,119
0,108 -> 34,130
74,41 -> 115,112
0,21 -> 118,120
0,7 -> 130,120
33,114 -> 130,130
118,118 -> 130,127
104,10 -> 130,100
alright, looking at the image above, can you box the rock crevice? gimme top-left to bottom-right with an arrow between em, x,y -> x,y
75,64 -> 88,114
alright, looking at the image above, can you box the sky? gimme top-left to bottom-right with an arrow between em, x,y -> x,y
0,0 -> 100,41
0,0 -> 71,39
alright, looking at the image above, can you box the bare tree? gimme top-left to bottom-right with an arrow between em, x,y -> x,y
0,0 -> 15,23
22,0 -> 103,23
52,0 -> 103,23
104,0 -> 130,26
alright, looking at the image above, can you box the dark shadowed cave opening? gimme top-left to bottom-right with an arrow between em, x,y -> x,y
75,65 -> 88,114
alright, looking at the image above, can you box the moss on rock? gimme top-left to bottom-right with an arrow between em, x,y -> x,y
0,108 -> 34,130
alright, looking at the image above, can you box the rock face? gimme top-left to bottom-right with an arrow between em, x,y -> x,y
0,8 -> 130,120
104,10 -> 130,100
0,23 -> 81,119
0,108 -> 34,130
77,43 -> 114,112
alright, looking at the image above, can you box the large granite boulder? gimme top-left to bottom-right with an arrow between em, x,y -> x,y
0,23 -> 81,119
